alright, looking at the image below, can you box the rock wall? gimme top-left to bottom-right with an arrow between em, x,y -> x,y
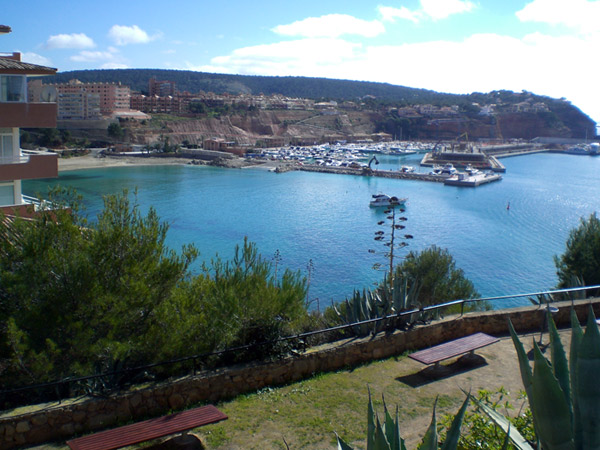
2,299 -> 598,448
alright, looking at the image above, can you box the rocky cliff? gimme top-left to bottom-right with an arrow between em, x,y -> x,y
120,105 -> 592,147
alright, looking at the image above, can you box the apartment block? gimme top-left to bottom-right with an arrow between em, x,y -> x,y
1,25 -> 58,215
45,79 -> 130,117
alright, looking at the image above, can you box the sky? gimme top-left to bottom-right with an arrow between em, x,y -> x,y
3,0 -> 599,126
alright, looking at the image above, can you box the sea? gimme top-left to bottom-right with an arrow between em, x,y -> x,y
23,151 -> 600,310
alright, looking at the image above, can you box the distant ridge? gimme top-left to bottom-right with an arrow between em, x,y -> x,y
44,69 -> 596,139
46,68 -> 462,103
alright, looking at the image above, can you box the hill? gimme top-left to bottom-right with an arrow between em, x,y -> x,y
46,69 -> 597,142
48,69 -> 460,103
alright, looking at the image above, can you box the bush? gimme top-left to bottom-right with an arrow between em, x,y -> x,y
554,212 -> 600,293
394,245 -> 484,312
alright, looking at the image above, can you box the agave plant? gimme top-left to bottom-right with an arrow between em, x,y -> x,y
505,305 -> 600,450
336,389 -> 470,450
334,273 -> 421,337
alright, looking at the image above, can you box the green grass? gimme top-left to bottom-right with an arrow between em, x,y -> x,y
192,355 -> 465,449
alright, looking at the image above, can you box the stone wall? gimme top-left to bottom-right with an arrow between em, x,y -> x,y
2,299 -> 598,448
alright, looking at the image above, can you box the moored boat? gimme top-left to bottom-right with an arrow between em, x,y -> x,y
369,194 -> 407,207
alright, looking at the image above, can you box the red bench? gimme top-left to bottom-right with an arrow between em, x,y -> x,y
409,332 -> 499,368
66,404 -> 227,450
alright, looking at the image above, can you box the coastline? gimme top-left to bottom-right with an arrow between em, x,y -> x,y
57,153 -> 273,172
58,154 -> 197,172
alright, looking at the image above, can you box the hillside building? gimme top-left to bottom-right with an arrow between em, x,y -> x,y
0,25 -> 58,216
30,79 -> 131,118
148,77 -> 177,97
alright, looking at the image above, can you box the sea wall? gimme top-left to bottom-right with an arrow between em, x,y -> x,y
2,299 -> 599,448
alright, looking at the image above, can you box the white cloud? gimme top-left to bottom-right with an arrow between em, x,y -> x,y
189,39 -> 363,76
46,33 -> 95,49
71,50 -> 117,62
20,52 -> 53,67
378,6 -> 420,23
378,0 -> 475,23
272,14 -> 385,38
516,0 -> 600,34
420,0 -> 475,20
108,25 -> 156,45
101,62 -> 129,69
188,29 -> 600,123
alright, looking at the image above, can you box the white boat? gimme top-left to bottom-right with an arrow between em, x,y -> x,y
565,143 -> 599,156
429,163 -> 457,177
464,164 -> 481,175
400,165 -> 415,173
441,163 -> 457,175
369,194 -> 407,207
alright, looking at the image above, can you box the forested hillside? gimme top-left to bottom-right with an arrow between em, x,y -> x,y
47,69 -> 460,104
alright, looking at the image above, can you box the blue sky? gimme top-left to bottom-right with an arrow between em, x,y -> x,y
3,0 -> 599,125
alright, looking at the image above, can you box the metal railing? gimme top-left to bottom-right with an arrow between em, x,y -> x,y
1,284 -> 599,410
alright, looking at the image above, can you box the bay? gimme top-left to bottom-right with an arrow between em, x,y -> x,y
24,152 -> 600,309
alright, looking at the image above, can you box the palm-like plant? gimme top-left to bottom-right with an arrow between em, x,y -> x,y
336,390 -> 471,450
507,305 -> 600,449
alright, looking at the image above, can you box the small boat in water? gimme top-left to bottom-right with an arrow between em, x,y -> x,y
369,194 -> 407,207
564,143 -> 599,156
430,163 -> 457,177
464,164 -> 481,175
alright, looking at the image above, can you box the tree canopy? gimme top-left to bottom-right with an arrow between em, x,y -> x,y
394,245 -> 481,309
555,213 -> 600,291
0,189 -> 307,391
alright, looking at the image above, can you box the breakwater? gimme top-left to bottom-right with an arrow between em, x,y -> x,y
290,164 -> 447,182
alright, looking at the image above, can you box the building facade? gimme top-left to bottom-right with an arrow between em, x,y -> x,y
148,77 -> 177,97
0,25 -> 58,215
38,79 -> 130,117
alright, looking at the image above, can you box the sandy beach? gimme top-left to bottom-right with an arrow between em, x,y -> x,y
57,153 -> 199,172
56,151 -> 276,172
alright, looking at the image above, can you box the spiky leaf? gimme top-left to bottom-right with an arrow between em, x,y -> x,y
471,394 -> 534,450
508,319 -> 533,400
574,307 -> 600,450
337,434 -> 356,450
420,397 -> 438,450
531,342 -> 574,450
367,388 -> 376,450
570,308 -> 584,450
441,393 -> 469,450
548,308 -> 572,420
374,416 -> 391,449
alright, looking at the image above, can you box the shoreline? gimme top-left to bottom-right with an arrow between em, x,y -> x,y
57,154 -> 268,172
58,154 -> 196,172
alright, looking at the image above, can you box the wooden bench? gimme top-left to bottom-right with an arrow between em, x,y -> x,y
409,332 -> 499,368
66,404 -> 227,450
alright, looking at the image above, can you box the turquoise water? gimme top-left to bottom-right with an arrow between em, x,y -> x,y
24,152 -> 600,309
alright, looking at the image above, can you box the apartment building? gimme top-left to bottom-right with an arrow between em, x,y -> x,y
0,25 -> 58,215
148,77 -> 177,97
46,79 -> 130,117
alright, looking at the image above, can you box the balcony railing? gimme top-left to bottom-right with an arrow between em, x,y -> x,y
0,152 -> 58,181
0,154 -> 29,165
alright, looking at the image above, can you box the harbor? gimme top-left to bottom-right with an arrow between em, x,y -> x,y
249,141 -> 561,187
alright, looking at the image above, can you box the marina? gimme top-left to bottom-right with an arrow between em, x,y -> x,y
248,141 -> 556,188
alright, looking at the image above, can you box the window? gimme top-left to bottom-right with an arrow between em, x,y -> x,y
0,75 -> 27,102
0,130 -> 14,163
0,183 -> 15,205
